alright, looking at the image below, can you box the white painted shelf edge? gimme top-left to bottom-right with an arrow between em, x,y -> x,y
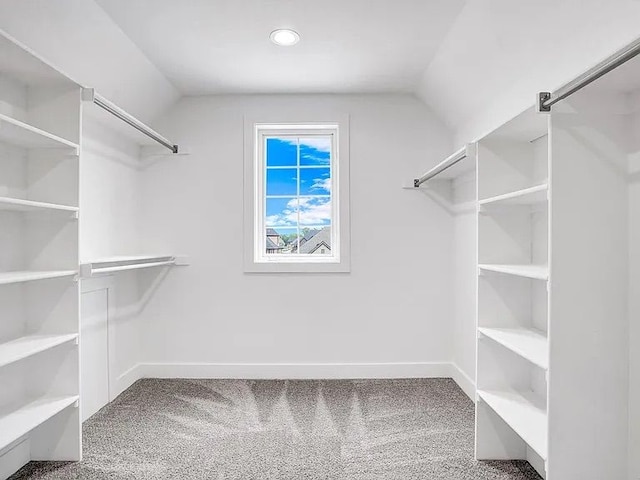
0,270 -> 77,285
478,327 -> 548,370
0,112 -> 79,151
479,183 -> 548,207
0,197 -> 79,213
0,395 -> 79,450
478,264 -> 549,281
478,389 -> 548,460
0,334 -> 78,369
80,255 -> 189,277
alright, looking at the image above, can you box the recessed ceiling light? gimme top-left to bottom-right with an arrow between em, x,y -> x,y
270,29 -> 300,46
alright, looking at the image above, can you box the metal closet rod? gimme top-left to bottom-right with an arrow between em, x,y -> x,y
539,36 -> 640,112
414,146 -> 467,187
92,92 -> 178,154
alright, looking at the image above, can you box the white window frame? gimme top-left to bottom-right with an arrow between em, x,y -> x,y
243,115 -> 350,273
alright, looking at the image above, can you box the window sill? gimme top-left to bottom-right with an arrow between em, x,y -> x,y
244,259 -> 350,274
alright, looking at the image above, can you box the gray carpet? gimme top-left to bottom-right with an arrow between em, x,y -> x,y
11,378 -> 542,479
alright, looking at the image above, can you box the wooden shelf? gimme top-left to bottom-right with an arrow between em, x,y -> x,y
0,396 -> 78,450
0,270 -> 77,285
479,327 -> 548,370
479,184 -> 548,208
479,264 -> 548,281
80,255 -> 187,277
478,388 -> 547,460
0,334 -> 78,369
0,197 -> 78,214
0,112 -> 79,151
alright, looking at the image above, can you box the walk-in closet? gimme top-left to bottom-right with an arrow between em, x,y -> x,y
0,1 -> 638,479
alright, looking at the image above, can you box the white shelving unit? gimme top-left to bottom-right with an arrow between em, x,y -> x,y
0,270 -> 77,285
0,112 -> 79,152
477,389 -> 547,459
479,183 -> 548,208
0,197 -> 79,214
0,334 -> 78,369
476,67 -> 630,478
0,27 -> 82,473
0,396 -> 79,451
478,327 -> 548,370
476,107 -> 549,477
478,264 -> 548,281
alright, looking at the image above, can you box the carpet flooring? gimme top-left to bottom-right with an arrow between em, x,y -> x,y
10,378 -> 542,479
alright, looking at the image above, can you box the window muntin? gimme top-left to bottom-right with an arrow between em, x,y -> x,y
255,126 -> 339,263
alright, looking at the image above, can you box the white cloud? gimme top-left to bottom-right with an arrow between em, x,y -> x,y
281,137 -> 331,153
310,177 -> 331,193
266,197 -> 331,227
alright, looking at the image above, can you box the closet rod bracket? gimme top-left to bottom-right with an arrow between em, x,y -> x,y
537,92 -> 552,113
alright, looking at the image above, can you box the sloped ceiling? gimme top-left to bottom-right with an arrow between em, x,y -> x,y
417,0 -> 640,142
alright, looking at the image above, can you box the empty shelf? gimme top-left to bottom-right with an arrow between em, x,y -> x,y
0,112 -> 79,151
80,255 -> 187,277
0,334 -> 78,369
478,389 -> 547,459
0,197 -> 78,214
478,327 -> 548,369
479,184 -> 548,208
479,264 -> 548,280
0,395 -> 78,450
0,270 -> 77,285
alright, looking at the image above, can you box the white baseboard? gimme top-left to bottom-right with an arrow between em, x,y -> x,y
114,362 -> 475,400
112,364 -> 144,401
451,363 -> 476,401
138,361 -> 454,379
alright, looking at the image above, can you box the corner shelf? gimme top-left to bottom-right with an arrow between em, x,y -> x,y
479,184 -> 548,209
0,396 -> 79,451
0,270 -> 77,285
0,334 -> 78,369
478,264 -> 548,281
0,112 -> 79,152
0,197 -> 78,214
478,327 -> 548,370
80,255 -> 188,277
478,389 -> 548,460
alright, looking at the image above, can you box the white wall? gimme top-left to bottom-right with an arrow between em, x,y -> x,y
452,172 -> 477,394
135,94 -> 457,375
79,117 -> 145,416
417,0 -> 640,144
0,0 -> 179,123
629,147 -> 640,480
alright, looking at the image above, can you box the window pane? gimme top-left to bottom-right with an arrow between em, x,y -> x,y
266,138 -> 297,166
266,197 -> 297,227
300,167 -> 330,195
298,226 -> 332,255
265,227 -> 298,255
299,137 -> 331,166
297,197 -> 331,226
266,168 -> 297,196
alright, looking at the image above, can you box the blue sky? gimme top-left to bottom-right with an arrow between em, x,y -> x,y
265,137 -> 332,229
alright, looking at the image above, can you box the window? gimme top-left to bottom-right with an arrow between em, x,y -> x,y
244,119 -> 350,273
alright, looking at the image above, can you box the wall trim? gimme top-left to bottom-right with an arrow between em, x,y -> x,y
114,362 -> 475,401
451,363 -> 476,401
117,361 -> 470,380
112,363 -> 144,401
